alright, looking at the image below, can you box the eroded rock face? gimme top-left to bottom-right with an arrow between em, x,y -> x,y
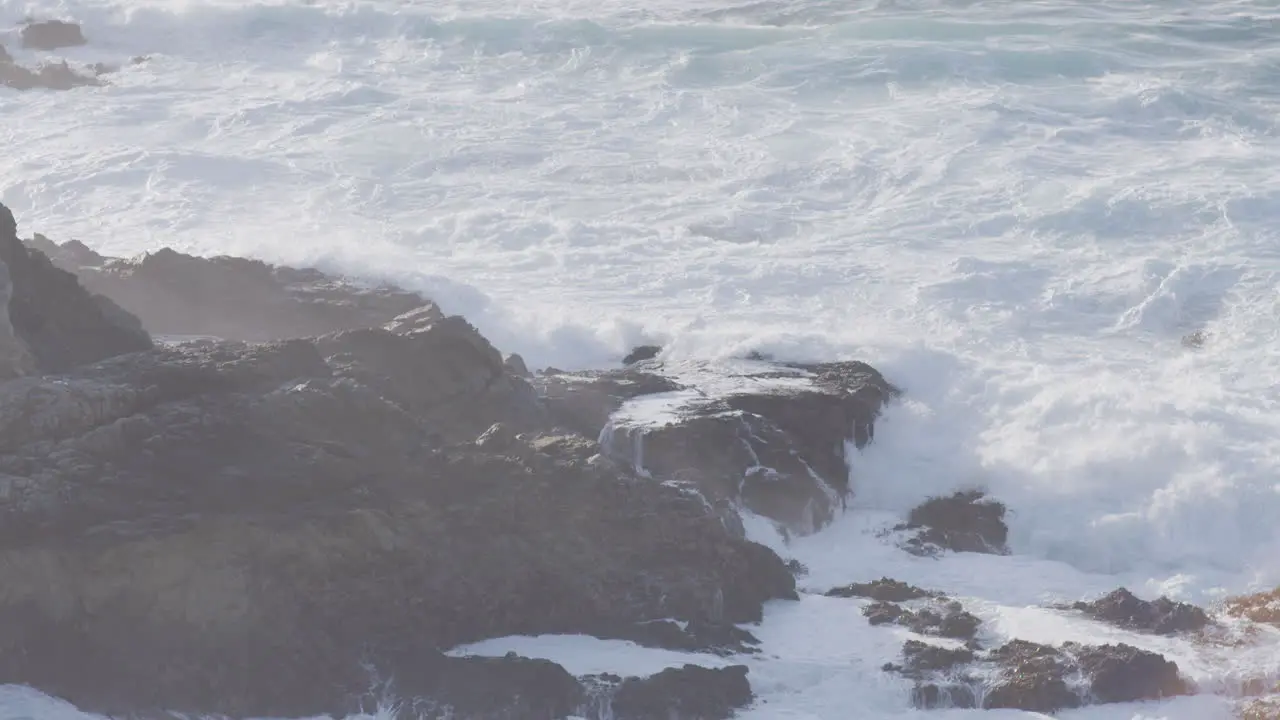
1071,587 -> 1211,635
535,358 -> 898,535
29,241 -> 432,341
0,203 -> 151,373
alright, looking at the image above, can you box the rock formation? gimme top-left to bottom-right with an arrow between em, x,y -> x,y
20,20 -> 88,50
0,202 -> 855,718
1070,587 -> 1211,635
26,237 -> 432,341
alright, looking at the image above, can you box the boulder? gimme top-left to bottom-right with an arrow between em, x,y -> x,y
20,20 -> 88,50
1070,587 -> 1211,635
25,242 -> 432,341
0,202 -> 151,373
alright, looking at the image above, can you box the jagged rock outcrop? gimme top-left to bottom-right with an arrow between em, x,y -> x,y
534,358 -> 898,535
885,635 -> 1190,712
0,203 -> 151,373
0,206 -> 820,718
25,238 -> 431,341
1070,587 -> 1211,635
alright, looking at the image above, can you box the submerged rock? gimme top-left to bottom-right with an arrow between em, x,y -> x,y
897,489 -> 1009,555
1070,587 -> 1211,635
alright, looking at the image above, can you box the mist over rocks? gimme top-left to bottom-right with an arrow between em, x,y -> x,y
27,238 -> 433,341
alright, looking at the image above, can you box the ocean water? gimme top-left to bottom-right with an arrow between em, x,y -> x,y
2,0 -> 1279,717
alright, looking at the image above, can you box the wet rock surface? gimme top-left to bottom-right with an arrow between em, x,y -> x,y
862,600 -> 982,640
0,203 -> 808,718
884,634 -> 1191,712
826,577 -> 938,602
1226,588 -> 1280,627
585,664 -> 753,720
535,357 -> 899,535
1070,587 -> 1211,635
896,489 -> 1010,555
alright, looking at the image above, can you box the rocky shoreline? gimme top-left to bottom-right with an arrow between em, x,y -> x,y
2,201 -> 1278,719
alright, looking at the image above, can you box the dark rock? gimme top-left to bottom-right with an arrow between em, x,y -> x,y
898,490 -> 1009,555
860,599 -> 981,640
27,243 -> 432,341
1071,587 -> 1211,635
912,683 -> 977,710
1068,642 -> 1190,703
622,344 -> 662,365
0,202 -> 151,374
534,366 -> 684,438
401,652 -> 584,720
576,359 -> 898,534
21,19 -> 88,50
504,352 -> 530,377
983,641 -> 1080,712
826,577 -> 936,602
863,601 -> 906,626
899,639 -> 975,676
1181,330 -> 1206,349
607,664 -> 753,720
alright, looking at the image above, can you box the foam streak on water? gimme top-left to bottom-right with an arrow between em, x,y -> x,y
1,0 -> 1279,717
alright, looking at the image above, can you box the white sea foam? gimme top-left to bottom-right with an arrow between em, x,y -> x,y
2,0 -> 1279,716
